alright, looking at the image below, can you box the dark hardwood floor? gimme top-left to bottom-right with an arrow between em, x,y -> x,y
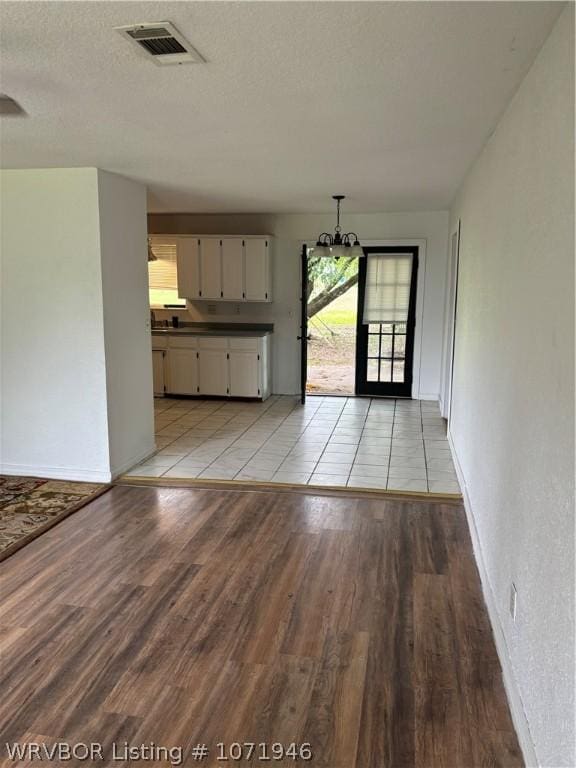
0,485 -> 522,767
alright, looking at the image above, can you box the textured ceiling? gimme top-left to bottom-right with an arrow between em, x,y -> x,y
0,1 -> 564,212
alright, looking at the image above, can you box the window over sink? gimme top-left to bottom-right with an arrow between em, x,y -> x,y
148,239 -> 186,308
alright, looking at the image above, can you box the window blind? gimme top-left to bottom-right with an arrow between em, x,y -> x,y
148,242 -> 185,307
363,253 -> 413,324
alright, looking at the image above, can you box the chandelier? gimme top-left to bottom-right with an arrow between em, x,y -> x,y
308,195 -> 364,259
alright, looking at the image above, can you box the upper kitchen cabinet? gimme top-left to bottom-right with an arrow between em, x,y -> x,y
221,238 -> 244,300
198,238 -> 222,300
176,237 -> 200,299
244,238 -> 271,301
174,235 -> 273,303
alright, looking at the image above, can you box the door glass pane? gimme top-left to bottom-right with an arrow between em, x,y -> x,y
381,335 -> 393,357
392,361 -> 405,383
394,335 -> 406,357
367,359 -> 379,382
380,360 -> 392,382
368,335 -> 380,357
368,323 -> 381,334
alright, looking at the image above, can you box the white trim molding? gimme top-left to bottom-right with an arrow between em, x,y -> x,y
0,463 -> 112,483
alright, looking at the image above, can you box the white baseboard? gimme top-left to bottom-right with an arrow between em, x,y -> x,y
110,444 -> 156,480
0,463 -> 112,483
447,428 -> 539,767
417,392 -> 440,402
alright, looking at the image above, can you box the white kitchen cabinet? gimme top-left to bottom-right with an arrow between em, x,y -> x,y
166,347 -> 199,395
198,351 -> 229,396
244,238 -> 271,301
199,238 -> 222,299
229,351 -> 260,397
171,235 -> 272,303
152,349 -> 166,396
153,332 -> 271,400
176,238 -> 200,299
221,238 -> 244,300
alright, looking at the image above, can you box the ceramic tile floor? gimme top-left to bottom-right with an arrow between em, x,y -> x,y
126,396 -> 461,494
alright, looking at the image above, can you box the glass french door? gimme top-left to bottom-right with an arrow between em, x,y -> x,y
355,246 -> 419,397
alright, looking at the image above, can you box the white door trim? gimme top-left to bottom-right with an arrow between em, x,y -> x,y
439,223 -> 460,418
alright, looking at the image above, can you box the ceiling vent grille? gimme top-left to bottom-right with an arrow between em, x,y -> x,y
116,22 -> 204,65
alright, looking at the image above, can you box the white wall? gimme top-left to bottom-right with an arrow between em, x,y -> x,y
148,211 -> 449,397
0,168 -> 110,480
0,167 -> 153,481
98,170 -> 155,476
448,8 -> 574,767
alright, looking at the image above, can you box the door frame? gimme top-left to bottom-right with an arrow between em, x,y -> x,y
355,245 -> 419,398
298,238 -> 427,400
439,222 -> 460,420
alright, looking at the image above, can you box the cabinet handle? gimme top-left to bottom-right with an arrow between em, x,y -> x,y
221,291 -> 223,298
227,353 -> 229,359
257,354 -> 260,360
196,352 -> 199,359
197,386 -> 199,393
242,292 -> 245,299
265,292 -> 268,299
199,290 -> 202,297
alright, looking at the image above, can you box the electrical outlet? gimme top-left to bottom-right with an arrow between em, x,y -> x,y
234,304 -> 241,315
509,583 -> 518,622
207,304 -> 217,315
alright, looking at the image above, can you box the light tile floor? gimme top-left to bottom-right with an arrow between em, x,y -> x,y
126,396 -> 461,494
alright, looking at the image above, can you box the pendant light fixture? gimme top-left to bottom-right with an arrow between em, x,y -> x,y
308,195 -> 364,259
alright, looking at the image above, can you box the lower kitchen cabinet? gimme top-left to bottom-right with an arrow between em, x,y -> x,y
152,333 -> 271,400
229,351 -> 260,398
198,350 -> 229,396
166,347 -> 198,395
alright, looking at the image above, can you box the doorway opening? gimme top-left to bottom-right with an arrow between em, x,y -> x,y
305,254 -> 359,395
300,243 -> 422,403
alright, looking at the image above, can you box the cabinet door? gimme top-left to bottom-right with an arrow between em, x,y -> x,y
198,350 -> 229,396
244,239 -> 270,301
177,238 -> 200,299
221,239 -> 244,300
152,350 -> 165,396
199,239 -> 222,299
229,351 -> 260,398
166,348 -> 198,395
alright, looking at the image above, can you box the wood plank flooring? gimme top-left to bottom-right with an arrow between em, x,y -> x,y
0,485 -> 522,767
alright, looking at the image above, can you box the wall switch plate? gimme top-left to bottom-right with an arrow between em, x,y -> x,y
509,582 -> 518,622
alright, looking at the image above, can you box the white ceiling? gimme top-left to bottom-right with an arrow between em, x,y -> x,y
0,1 -> 564,213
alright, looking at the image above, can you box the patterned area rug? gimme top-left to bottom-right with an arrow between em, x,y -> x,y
0,475 -> 109,561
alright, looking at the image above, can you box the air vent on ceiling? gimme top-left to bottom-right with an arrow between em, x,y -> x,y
116,22 -> 204,66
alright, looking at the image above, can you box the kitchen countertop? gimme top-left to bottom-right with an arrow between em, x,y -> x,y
151,324 -> 272,338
